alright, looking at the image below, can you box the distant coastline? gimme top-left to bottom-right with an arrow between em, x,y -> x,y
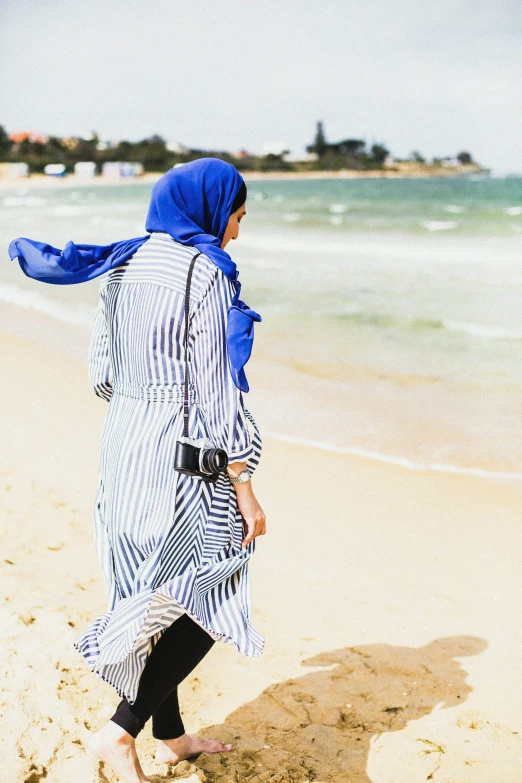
245,162 -> 488,180
1,122 -> 488,182
0,162 -> 488,188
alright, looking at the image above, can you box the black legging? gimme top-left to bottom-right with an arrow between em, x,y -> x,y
110,613 -> 216,740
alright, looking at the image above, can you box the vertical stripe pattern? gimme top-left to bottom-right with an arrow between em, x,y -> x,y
73,233 -> 264,704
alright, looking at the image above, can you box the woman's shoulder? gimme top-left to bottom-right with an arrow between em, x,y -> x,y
99,233 -> 218,301
193,252 -> 235,306
191,249 -> 218,279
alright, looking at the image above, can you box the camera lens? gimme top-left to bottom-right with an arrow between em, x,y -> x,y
200,447 -> 228,474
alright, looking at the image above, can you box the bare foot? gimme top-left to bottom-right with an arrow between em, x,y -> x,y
155,733 -> 233,763
87,720 -> 151,783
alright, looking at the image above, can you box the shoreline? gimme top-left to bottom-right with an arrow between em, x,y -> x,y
263,430 -> 522,482
0,164 -> 489,189
0,295 -> 520,482
245,164 -> 487,180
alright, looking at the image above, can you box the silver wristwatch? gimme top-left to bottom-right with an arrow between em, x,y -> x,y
229,469 -> 251,484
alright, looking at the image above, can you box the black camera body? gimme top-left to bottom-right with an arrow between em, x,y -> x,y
174,436 -> 228,483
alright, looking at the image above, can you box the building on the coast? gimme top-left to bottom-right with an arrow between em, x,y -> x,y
96,139 -> 119,151
230,149 -> 253,160
282,151 -> 319,163
440,157 -> 460,168
61,137 -> 81,151
0,162 -> 29,178
167,141 -> 190,155
44,163 -> 67,177
74,161 -> 97,178
102,161 -> 144,178
261,141 -> 291,156
8,130 -> 49,145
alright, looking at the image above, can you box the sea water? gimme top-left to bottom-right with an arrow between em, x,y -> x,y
1,175 -> 521,477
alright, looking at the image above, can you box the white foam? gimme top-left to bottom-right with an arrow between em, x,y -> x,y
329,203 -> 347,214
0,282 -> 94,327
444,204 -> 465,214
329,215 -> 343,226
264,431 -> 522,481
421,220 -> 458,232
443,319 -> 522,340
504,206 -> 522,216
238,231 -> 497,266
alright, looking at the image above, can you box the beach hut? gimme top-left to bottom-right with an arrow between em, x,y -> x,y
101,162 -> 121,178
102,161 -> 144,178
0,162 -> 29,178
123,162 -> 143,177
74,161 -> 97,178
44,163 -> 67,177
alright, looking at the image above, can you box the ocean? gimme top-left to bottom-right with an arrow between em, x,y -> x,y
1,175 -> 521,478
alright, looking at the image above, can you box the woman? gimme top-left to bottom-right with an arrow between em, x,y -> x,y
9,158 -> 267,783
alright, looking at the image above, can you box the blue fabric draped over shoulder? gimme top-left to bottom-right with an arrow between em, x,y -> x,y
8,158 -> 261,392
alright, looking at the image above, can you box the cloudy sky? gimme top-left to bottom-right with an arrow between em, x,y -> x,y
1,0 -> 521,172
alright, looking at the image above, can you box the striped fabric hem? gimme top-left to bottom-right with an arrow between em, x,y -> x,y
73,409 -> 264,705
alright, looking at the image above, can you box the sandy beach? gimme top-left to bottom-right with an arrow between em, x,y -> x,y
1,307 -> 521,783
0,161 -> 485,191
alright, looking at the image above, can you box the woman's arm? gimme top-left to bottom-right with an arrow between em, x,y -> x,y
191,269 -> 254,461
191,269 -> 266,547
88,292 -> 113,402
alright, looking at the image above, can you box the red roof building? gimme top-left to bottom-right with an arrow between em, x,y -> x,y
9,131 -> 49,145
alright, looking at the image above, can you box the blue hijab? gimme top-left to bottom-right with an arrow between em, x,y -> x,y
8,158 -> 261,392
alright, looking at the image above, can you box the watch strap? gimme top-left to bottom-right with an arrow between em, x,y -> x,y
229,469 -> 251,484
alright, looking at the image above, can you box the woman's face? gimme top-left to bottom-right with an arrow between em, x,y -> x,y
221,202 -> 247,249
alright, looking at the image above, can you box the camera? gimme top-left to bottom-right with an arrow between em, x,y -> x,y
174,436 -> 229,483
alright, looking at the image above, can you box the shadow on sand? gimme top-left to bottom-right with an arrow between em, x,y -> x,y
151,635 -> 487,783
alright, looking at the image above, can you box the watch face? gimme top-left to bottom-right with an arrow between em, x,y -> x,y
230,470 -> 250,483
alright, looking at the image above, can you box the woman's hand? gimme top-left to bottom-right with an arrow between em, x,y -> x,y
236,482 -> 266,548
227,462 -> 266,547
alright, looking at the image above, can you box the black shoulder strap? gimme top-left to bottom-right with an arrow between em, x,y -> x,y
183,251 -> 202,438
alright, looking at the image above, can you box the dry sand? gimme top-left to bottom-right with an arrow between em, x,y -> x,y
1,329 -> 521,783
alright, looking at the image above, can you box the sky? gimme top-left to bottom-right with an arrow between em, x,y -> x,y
1,0 -> 521,173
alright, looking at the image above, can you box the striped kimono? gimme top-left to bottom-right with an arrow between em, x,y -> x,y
74,232 -> 264,703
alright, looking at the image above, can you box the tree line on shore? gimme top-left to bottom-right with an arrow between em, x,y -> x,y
0,121 -> 475,174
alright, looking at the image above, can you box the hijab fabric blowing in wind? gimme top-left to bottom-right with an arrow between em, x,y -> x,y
8,158 -> 261,392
